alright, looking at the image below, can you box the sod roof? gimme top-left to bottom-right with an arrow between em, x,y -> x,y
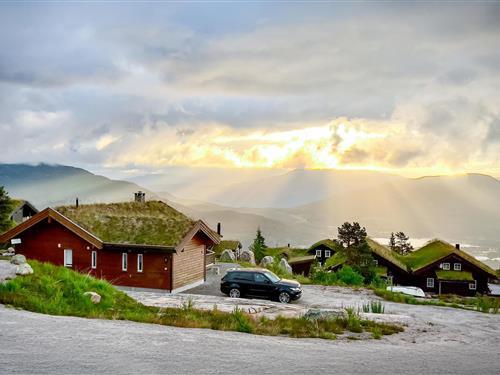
213,240 -> 241,255
402,239 -> 497,277
56,201 -> 195,247
436,270 -> 474,282
288,255 -> 317,264
324,252 -> 347,270
366,238 -> 408,271
309,239 -> 338,251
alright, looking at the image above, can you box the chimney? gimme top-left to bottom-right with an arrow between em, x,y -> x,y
134,191 -> 145,203
217,222 -> 221,236
455,244 -> 460,250
76,197 -> 79,208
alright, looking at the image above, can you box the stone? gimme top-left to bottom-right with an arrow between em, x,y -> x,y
83,291 -> 102,304
278,258 -> 292,274
260,256 -> 274,267
239,250 -> 256,265
15,263 -> 33,275
219,249 -> 236,262
10,254 -> 27,265
304,308 -> 347,321
0,260 -> 18,283
4,247 -> 15,256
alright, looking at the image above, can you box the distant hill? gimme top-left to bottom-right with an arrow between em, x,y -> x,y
0,164 -> 158,208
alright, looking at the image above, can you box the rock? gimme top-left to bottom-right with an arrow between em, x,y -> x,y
219,249 -> 236,262
0,260 -> 18,283
239,250 -> 256,265
15,263 -> 33,275
10,254 -> 27,265
260,256 -> 274,267
279,258 -> 292,274
304,308 -> 347,321
4,247 -> 15,256
83,291 -> 101,304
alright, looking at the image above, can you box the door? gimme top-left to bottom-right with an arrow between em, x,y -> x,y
249,272 -> 275,298
64,249 -> 73,267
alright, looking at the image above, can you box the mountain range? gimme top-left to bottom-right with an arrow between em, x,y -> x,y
1,163 -> 500,269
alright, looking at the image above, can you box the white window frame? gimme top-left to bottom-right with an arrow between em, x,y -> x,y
325,250 -> 331,258
469,280 -> 477,290
387,275 -> 393,285
122,253 -> 128,271
454,263 -> 461,271
315,249 -> 322,257
91,250 -> 97,269
426,277 -> 434,288
373,259 -> 378,266
442,263 -> 450,270
64,249 -> 73,267
137,254 -> 143,273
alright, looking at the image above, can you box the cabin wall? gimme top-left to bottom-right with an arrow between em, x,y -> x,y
10,218 -> 172,290
172,235 -> 206,291
373,254 -> 410,285
308,245 -> 333,266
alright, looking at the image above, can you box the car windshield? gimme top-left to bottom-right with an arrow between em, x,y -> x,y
263,270 -> 280,283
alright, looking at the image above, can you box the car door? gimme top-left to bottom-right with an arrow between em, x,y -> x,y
233,272 -> 253,295
249,272 -> 275,298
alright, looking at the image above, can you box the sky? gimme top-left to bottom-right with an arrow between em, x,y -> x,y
0,2 -> 500,178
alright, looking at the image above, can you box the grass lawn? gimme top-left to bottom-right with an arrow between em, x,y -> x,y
0,260 -> 403,340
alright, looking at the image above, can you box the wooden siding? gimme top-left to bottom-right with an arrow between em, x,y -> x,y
172,235 -> 206,290
10,218 -> 172,290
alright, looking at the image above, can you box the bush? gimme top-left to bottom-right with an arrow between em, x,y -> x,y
337,266 -> 364,286
311,270 -> 338,285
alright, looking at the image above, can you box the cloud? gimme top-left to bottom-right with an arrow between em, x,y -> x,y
0,4 -> 499,176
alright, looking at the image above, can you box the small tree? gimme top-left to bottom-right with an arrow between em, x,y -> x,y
388,232 -> 396,251
337,222 -> 367,248
0,186 -> 14,233
394,231 -> 413,255
250,227 -> 267,262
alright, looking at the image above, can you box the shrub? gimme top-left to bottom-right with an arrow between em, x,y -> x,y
311,270 -> 338,285
232,307 -> 253,333
337,266 -> 364,286
345,307 -> 362,333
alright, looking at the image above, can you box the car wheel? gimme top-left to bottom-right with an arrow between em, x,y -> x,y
229,288 -> 241,298
278,291 -> 291,304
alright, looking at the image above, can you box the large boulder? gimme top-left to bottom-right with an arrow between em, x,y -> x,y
239,250 -> 256,265
10,254 -> 27,265
304,308 -> 347,321
260,256 -> 274,267
0,261 -> 18,283
219,249 -> 236,262
279,258 -> 292,274
83,291 -> 102,304
15,263 -> 33,275
4,247 -> 15,256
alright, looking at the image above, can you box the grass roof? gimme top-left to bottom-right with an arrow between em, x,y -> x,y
375,266 -> 388,276
436,270 -> 474,282
288,255 -> 317,264
56,201 -> 194,247
366,238 -> 408,271
213,240 -> 241,255
264,247 -> 309,258
324,252 -> 347,270
400,239 -> 497,277
309,239 -> 338,251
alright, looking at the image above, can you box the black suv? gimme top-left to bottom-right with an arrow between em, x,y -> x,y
220,268 -> 302,303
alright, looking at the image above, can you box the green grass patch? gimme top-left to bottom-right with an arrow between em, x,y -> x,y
0,260 -> 403,340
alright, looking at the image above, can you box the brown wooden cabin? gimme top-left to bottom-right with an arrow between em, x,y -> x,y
10,200 -> 38,224
308,239 -> 338,266
288,255 -> 316,276
407,241 -> 496,296
0,200 -> 220,293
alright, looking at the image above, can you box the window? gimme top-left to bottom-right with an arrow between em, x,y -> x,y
234,272 -> 253,281
387,275 -> 393,285
64,249 -> 73,267
469,280 -> 477,290
122,253 -> 128,271
454,263 -> 461,271
91,251 -> 97,269
254,273 -> 268,283
373,259 -> 379,266
426,277 -> 434,288
137,254 -> 143,273
442,263 -> 450,270
315,249 -> 322,257
325,250 -> 331,258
